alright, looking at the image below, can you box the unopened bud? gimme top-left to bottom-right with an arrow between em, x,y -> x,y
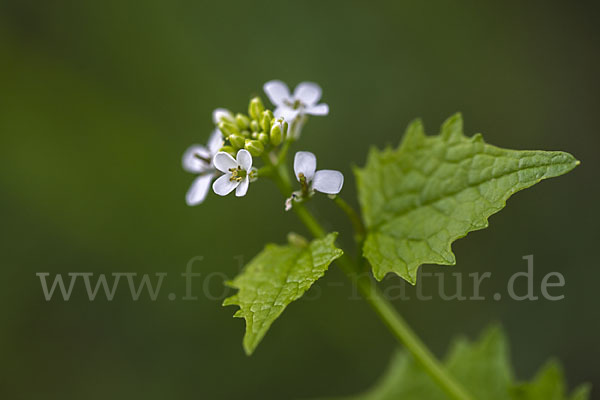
261,110 -> 273,132
287,232 -> 308,247
258,132 -> 269,145
270,121 -> 283,146
218,121 -> 239,137
228,134 -> 245,149
244,139 -> 264,156
273,117 -> 288,137
213,108 -> 234,124
219,145 -> 236,157
235,113 -> 250,130
249,97 -> 265,120
250,119 -> 260,132
283,120 -> 289,136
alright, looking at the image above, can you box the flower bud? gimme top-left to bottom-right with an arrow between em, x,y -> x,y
250,119 -> 260,132
272,117 -> 288,137
258,132 -> 269,145
251,132 -> 259,139
241,130 -> 251,137
244,139 -> 264,156
213,108 -> 234,124
248,97 -> 265,121
219,145 -> 236,157
218,121 -> 239,137
270,121 -> 283,146
261,110 -> 273,132
287,232 -> 308,247
228,134 -> 246,149
235,113 -> 250,130
283,120 -> 289,136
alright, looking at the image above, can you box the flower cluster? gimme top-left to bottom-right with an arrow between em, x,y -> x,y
213,97 -> 288,159
182,80 -> 342,208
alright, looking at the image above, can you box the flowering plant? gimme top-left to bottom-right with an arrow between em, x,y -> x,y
182,81 -> 587,399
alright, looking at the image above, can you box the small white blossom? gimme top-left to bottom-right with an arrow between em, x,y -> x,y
263,80 -> 329,123
294,151 -> 344,195
212,149 -> 256,197
182,129 -> 224,206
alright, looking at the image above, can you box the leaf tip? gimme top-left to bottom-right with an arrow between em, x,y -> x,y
571,383 -> 592,400
441,112 -> 464,142
399,118 -> 426,150
222,294 -> 236,307
242,341 -> 255,356
223,279 -> 236,289
243,328 -> 266,356
287,232 -> 309,248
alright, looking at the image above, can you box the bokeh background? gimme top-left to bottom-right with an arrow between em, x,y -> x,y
1,1 -> 598,398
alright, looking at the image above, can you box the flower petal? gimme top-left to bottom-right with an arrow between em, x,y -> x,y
263,80 -> 290,106
275,106 -> 300,121
294,151 -> 317,182
235,177 -> 249,197
236,149 -> 252,171
312,170 -> 344,194
293,82 -> 322,105
182,145 -> 211,173
185,173 -> 214,205
207,129 -> 224,154
212,108 -> 234,124
212,174 -> 239,196
305,103 -> 329,116
213,152 -> 238,173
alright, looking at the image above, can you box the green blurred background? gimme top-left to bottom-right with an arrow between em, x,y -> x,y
1,1 -> 598,398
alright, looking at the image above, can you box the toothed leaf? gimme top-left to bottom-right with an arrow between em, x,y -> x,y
321,326 -> 589,400
223,232 -> 343,355
355,113 -> 579,283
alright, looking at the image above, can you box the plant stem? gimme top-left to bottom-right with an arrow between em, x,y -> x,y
267,154 -> 473,400
351,272 -> 474,400
276,139 -> 293,165
295,204 -> 472,400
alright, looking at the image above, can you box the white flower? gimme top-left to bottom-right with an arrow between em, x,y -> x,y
182,129 -> 224,206
263,80 -> 329,122
212,149 -> 256,197
294,151 -> 344,195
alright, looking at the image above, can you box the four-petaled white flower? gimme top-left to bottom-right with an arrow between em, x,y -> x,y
294,151 -> 344,195
212,149 -> 256,197
182,129 -> 224,206
263,80 -> 329,123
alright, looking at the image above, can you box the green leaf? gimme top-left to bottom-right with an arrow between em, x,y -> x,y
511,362 -> 591,400
320,326 -> 589,400
355,113 -> 579,283
223,232 -> 343,355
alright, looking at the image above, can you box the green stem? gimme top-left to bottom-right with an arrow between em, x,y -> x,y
276,139 -> 293,166
295,205 -> 472,400
267,156 -> 473,400
256,165 -> 273,177
352,273 -> 473,400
